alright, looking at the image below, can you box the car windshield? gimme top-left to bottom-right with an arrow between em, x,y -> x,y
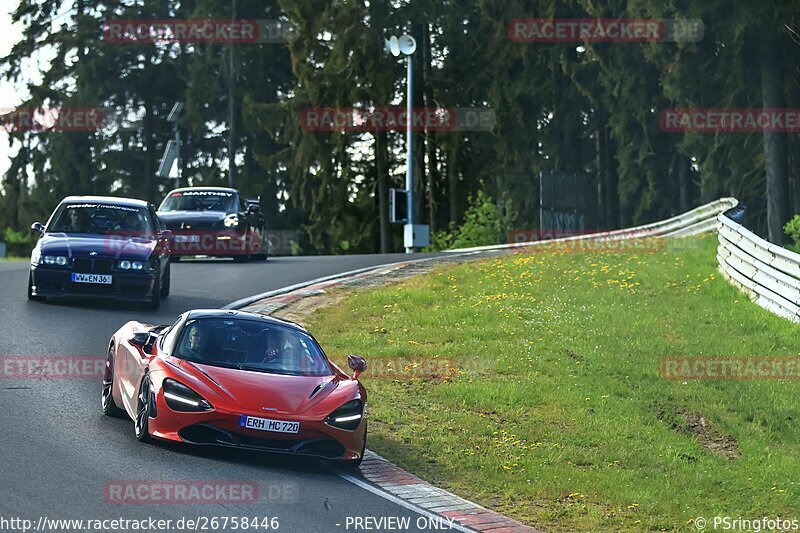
175,318 -> 333,377
48,203 -> 155,236
159,191 -> 237,212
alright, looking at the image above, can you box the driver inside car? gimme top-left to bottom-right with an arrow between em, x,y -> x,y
67,208 -> 91,233
262,329 -> 298,371
181,323 -> 208,360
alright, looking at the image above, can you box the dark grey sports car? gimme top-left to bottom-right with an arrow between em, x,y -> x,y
156,187 -> 268,262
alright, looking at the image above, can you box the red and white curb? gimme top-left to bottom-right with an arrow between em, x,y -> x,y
230,259 -> 541,532
353,451 -> 538,532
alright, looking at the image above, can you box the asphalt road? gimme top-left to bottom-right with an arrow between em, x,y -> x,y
0,254 -> 450,533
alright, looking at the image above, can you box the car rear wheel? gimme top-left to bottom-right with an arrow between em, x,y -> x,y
101,347 -> 125,418
148,276 -> 161,310
134,375 -> 153,442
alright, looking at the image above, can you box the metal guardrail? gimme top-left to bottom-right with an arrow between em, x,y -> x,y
447,198 -> 739,253
717,213 -> 800,323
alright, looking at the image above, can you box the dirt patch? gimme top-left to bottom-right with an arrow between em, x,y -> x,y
272,289 -> 348,324
654,404 -> 740,460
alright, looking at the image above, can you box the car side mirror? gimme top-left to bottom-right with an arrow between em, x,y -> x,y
347,355 -> 367,379
247,204 -> 259,214
129,331 -> 151,347
159,229 -> 173,240
31,222 -> 45,235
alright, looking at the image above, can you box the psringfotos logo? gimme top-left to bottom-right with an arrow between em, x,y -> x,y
104,480 -> 260,504
708,516 -> 800,531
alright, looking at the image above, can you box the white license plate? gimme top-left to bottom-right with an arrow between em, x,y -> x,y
174,235 -> 200,243
72,273 -> 112,284
239,415 -> 299,434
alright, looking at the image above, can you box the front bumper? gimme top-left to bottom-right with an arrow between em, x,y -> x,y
30,265 -> 158,302
147,388 -> 366,461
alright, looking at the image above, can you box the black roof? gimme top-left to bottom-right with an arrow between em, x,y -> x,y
185,309 -> 307,332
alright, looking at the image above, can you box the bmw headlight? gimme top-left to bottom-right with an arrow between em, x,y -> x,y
223,214 -> 240,228
162,379 -> 213,412
325,399 -> 364,430
42,255 -> 69,266
118,260 -> 146,271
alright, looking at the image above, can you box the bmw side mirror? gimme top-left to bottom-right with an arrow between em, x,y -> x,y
347,355 -> 367,379
31,222 -> 44,235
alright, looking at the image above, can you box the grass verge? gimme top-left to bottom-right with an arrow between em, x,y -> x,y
305,235 -> 800,531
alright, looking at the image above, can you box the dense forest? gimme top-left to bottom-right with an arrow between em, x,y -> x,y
1,0 -> 799,254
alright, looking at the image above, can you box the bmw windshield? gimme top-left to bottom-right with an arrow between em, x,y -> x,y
175,318 -> 333,377
47,203 -> 156,236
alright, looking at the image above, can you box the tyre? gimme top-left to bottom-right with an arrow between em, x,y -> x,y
134,375 -> 153,442
101,347 -> 125,418
147,276 -> 161,310
160,264 -> 170,298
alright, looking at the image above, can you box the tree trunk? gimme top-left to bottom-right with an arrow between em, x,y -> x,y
678,153 -> 691,213
227,0 -> 238,188
448,135 -> 461,225
422,23 -> 437,233
761,35 -> 790,243
375,129 -> 391,253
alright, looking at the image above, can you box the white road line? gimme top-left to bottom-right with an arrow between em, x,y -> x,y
335,471 -> 475,533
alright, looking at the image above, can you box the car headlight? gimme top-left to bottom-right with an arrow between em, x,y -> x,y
325,399 -> 363,430
118,260 -> 146,271
162,379 -> 213,412
42,255 -> 68,266
223,214 -> 240,228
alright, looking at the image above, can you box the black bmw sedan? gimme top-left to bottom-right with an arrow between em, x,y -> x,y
156,187 -> 268,262
28,196 -> 172,309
